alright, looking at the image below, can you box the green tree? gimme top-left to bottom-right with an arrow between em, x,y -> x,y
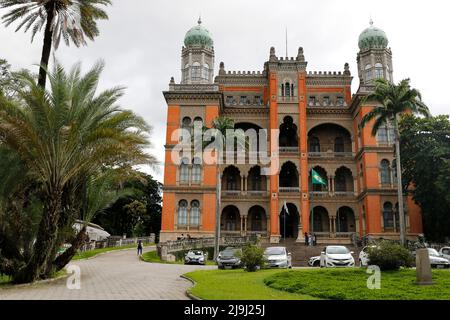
399,115 -> 450,241
0,62 -> 156,283
0,0 -> 111,88
359,78 -> 430,245
93,172 -> 162,239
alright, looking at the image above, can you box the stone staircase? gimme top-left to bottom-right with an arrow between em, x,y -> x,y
261,239 -> 362,267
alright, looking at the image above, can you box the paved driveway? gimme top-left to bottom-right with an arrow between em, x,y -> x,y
0,248 -> 215,300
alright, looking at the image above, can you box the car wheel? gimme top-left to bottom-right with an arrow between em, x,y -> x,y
313,261 -> 320,267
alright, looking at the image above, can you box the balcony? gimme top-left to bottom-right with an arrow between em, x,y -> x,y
309,191 -> 356,199
278,96 -> 298,103
308,151 -> 354,159
279,146 -> 299,153
279,187 -> 300,193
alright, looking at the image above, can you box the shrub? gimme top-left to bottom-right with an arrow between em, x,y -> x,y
367,241 -> 414,271
238,244 -> 265,272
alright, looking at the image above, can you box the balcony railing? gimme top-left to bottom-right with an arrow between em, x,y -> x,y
279,146 -> 299,153
247,190 -> 267,196
334,191 -> 355,197
308,151 -> 354,158
279,187 -> 300,193
223,190 -> 240,196
309,191 -> 329,198
278,96 -> 298,103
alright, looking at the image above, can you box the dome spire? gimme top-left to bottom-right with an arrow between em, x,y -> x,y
369,18 -> 374,27
198,15 -> 202,25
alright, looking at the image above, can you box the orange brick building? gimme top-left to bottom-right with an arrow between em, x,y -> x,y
160,19 -> 423,244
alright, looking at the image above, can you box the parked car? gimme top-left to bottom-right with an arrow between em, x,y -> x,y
359,245 -> 378,267
264,246 -> 292,268
320,246 -> 355,268
427,248 -> 450,269
184,250 -> 206,265
439,247 -> 450,262
308,256 -> 321,267
217,247 -> 243,269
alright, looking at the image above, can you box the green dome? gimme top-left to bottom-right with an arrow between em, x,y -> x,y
358,20 -> 389,51
184,18 -> 214,48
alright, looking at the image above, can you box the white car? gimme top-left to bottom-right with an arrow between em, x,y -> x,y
358,245 -> 378,267
320,246 -> 355,268
439,247 -> 450,262
264,247 -> 292,268
308,256 -> 321,267
427,248 -> 450,269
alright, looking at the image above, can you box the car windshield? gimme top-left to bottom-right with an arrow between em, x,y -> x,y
222,249 -> 237,256
189,251 -> 202,256
428,249 -> 440,257
327,246 -> 349,254
265,248 -> 285,255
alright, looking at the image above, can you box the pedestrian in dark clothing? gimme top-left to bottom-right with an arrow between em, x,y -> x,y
312,233 -> 317,246
137,240 -> 143,256
304,232 -> 308,245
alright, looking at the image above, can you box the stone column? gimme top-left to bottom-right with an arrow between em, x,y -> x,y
351,138 -> 356,153
244,216 -> 247,236
240,216 -> 244,236
240,175 -> 244,192
330,176 -> 335,195
329,217 -> 333,234
353,177 -> 358,196
332,217 -> 337,237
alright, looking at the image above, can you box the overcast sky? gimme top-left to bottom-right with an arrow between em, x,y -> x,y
1,0 -> 449,182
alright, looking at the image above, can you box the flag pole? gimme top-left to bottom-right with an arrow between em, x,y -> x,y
310,169 -> 314,235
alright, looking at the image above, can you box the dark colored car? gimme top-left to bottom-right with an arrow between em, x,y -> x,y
217,247 -> 243,269
184,250 -> 206,265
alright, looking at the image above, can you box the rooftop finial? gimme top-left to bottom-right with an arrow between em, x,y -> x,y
198,15 -> 202,25
369,18 -> 374,27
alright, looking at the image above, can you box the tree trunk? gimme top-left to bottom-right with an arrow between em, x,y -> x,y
213,163 -> 221,260
394,117 -> 406,246
13,191 -> 62,284
52,227 -> 87,272
38,5 -> 55,88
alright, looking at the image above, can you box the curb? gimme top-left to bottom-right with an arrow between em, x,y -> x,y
1,271 -> 69,290
180,275 -> 202,300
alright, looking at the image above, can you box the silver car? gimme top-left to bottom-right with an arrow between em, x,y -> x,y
217,247 -> 243,269
427,248 -> 450,269
184,250 -> 206,265
264,246 -> 292,268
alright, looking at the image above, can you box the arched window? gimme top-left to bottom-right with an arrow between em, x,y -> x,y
190,200 -> 200,226
383,202 -> 394,229
375,63 -> 383,79
334,137 -> 344,152
285,82 -> 291,97
377,125 -> 389,144
309,136 -> 320,152
191,62 -> 201,81
178,200 -> 188,226
182,117 -> 192,128
192,157 -> 202,183
365,64 -> 373,82
180,158 -> 190,183
183,64 -> 190,81
202,64 -> 209,81
380,159 -> 391,185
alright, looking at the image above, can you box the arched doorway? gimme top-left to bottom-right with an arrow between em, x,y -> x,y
248,206 -> 267,233
279,203 -> 300,239
221,205 -> 241,232
310,206 -> 330,232
336,206 -> 356,232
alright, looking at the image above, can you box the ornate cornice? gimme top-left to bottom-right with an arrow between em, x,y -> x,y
307,107 -> 352,115
223,107 -> 269,115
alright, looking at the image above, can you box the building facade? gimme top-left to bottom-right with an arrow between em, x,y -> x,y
160,19 -> 423,244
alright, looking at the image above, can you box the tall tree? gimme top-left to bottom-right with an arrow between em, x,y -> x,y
359,78 -> 430,245
399,115 -> 450,242
0,0 -> 111,88
0,61 -> 156,283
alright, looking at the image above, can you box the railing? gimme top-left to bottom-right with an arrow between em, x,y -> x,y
335,232 -> 356,238
308,151 -> 354,158
279,146 -> 299,153
314,232 -> 331,238
80,235 -> 155,252
309,191 -> 328,198
334,191 -> 355,197
160,235 -> 258,254
278,96 -> 298,103
223,190 -> 241,196
279,187 -> 300,193
247,190 -> 267,196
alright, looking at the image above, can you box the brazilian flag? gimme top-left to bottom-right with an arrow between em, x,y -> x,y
311,168 -> 327,187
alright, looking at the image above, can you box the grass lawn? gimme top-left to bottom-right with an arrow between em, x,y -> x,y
141,250 -> 215,266
0,269 -> 66,287
264,268 -> 450,300
184,269 -> 317,300
72,243 -> 153,260
0,274 -> 12,286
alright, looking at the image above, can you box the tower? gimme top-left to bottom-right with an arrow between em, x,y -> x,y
357,19 -> 393,86
181,18 -> 215,84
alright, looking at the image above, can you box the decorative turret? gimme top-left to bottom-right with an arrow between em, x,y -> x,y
356,19 -> 393,87
181,17 -> 215,84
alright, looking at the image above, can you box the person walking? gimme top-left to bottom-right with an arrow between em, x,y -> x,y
304,232 -> 309,246
137,240 -> 143,256
312,233 -> 317,246
308,233 -> 313,246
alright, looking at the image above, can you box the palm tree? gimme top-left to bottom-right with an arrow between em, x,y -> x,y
0,61 -> 156,283
359,78 -> 430,246
0,0 -> 111,88
209,116 -> 236,260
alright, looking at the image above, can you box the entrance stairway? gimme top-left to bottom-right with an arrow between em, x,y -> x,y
261,238 -> 362,267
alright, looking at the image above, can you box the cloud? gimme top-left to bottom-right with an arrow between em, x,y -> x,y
1,0 -> 448,183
